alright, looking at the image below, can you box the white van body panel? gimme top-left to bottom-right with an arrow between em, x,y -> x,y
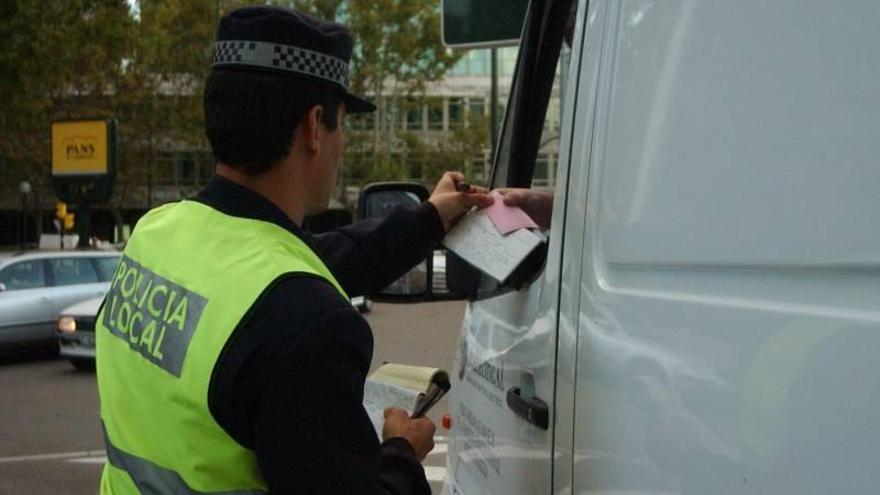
444,3 -> 591,491
444,0 -> 880,493
572,0 -> 880,493
551,0 -> 603,492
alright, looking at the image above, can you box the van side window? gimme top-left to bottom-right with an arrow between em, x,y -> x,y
449,0 -> 577,300
49,258 -> 100,286
490,1 -> 576,196
0,260 -> 47,291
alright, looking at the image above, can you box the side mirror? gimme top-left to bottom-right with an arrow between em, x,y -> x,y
358,182 -> 429,221
357,182 -> 461,302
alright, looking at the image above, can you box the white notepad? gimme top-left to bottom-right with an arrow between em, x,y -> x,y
442,209 -> 545,283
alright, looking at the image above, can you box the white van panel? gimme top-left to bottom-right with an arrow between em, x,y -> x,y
573,0 -> 880,493
598,0 -> 880,266
552,0 -> 608,493
447,286 -> 557,495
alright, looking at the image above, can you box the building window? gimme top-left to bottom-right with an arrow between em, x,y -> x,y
450,49 -> 491,76
469,155 -> 488,183
448,97 -> 464,128
384,98 -> 399,131
405,99 -> 424,131
468,97 -> 486,118
427,98 -> 444,130
177,157 -> 194,184
534,153 -> 550,187
155,152 -> 176,186
500,47 -> 518,76
199,152 -> 214,184
471,50 -> 489,74
544,96 -> 561,130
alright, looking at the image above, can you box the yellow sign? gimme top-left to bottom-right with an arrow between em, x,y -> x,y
51,120 -> 109,175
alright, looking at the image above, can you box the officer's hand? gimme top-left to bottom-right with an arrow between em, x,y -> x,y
428,172 -> 493,232
495,188 -> 554,229
383,407 -> 436,462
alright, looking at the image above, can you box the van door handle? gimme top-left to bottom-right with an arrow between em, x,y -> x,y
506,387 -> 549,429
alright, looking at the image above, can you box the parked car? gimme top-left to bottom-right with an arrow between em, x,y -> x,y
56,295 -> 102,370
0,250 -> 120,354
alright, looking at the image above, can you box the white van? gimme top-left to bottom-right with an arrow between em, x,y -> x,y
361,0 -> 880,493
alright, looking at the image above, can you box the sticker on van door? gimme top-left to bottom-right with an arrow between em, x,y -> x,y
458,401 -> 501,478
466,355 -> 506,409
450,323 -> 509,487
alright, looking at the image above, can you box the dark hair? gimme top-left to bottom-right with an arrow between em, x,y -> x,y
204,69 -> 341,175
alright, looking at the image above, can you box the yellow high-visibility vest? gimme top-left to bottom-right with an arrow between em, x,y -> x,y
96,200 -> 346,494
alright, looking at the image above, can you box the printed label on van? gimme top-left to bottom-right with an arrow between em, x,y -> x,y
458,402 -> 501,478
461,338 -> 506,408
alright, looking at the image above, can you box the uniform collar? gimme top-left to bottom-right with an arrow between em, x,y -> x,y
194,175 -> 318,250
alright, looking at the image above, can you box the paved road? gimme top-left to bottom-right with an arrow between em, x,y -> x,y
0,301 -> 466,494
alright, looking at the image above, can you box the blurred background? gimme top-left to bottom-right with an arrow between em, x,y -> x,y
0,0 -> 562,248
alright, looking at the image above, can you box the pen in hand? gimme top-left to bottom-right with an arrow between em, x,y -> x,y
411,384 -> 444,419
411,377 -> 451,419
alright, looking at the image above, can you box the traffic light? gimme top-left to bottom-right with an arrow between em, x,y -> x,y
55,201 -> 67,220
63,213 -> 75,231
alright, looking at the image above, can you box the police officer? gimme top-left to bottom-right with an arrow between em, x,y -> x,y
95,6 -> 492,494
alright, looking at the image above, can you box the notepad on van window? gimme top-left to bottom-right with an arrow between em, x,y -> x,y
442,208 -> 546,283
363,363 -> 450,439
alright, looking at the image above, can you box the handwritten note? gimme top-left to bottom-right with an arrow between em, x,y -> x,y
483,191 -> 539,234
442,209 -> 545,282
363,379 -> 422,439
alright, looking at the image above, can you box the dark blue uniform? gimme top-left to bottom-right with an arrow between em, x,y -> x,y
195,176 -> 442,494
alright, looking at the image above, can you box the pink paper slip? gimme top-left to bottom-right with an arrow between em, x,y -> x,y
483,191 -> 539,234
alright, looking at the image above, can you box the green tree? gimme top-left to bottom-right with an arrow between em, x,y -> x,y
346,0 -> 462,181
114,0 -> 214,209
402,112 -> 490,185
0,0 -> 136,232
265,1 -> 468,191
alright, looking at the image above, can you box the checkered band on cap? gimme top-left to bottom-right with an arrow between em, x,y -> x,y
212,40 -> 350,88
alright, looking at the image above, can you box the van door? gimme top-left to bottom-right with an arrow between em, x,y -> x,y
572,1 -> 880,493
444,0 -> 584,493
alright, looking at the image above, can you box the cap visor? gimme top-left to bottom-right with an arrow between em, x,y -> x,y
344,93 -> 376,113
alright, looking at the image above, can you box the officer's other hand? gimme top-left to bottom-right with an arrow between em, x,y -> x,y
495,188 -> 554,229
383,407 -> 436,462
428,171 -> 493,232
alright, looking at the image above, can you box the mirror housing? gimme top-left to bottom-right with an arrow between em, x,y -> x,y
358,182 -> 430,221
357,182 -> 464,303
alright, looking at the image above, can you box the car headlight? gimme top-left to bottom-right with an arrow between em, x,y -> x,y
57,316 -> 77,334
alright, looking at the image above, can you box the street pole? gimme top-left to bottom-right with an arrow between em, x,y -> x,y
18,181 -> 31,251
490,47 -> 498,161
77,204 -> 91,249
19,193 -> 25,251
